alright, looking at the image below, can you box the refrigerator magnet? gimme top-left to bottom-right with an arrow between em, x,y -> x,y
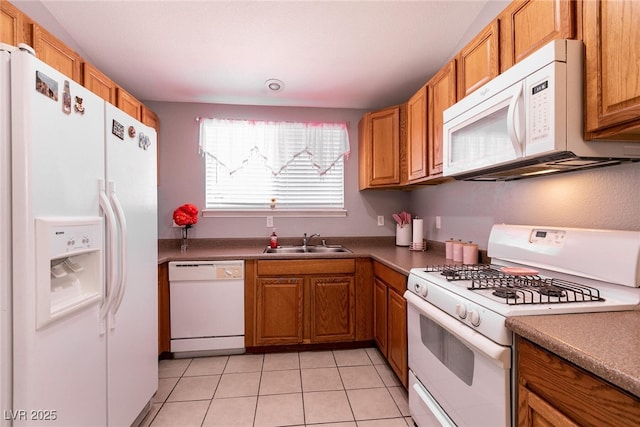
139,133 -> 151,150
62,81 -> 71,114
74,96 -> 85,115
128,126 -> 136,138
35,71 -> 58,101
112,119 -> 125,140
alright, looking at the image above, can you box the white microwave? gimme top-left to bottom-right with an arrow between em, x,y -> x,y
442,39 -> 640,181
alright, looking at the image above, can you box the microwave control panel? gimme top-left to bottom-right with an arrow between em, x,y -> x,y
530,79 -> 551,143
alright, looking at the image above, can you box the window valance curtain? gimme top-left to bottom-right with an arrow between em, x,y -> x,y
199,118 -> 350,176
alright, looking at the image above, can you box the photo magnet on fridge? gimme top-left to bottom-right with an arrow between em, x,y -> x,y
35,71 -> 58,101
112,119 -> 124,140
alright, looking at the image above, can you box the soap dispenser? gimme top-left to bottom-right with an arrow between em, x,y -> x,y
269,228 -> 278,248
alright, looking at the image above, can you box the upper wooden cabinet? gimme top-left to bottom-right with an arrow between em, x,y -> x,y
457,20 -> 499,99
428,59 -> 457,178
31,23 -> 82,83
406,59 -> 457,184
358,104 -> 407,189
116,86 -> 142,121
1,0 -> 25,46
406,85 -> 428,182
583,0 -> 640,140
83,61 -> 115,104
499,0 -> 576,72
141,106 -> 159,131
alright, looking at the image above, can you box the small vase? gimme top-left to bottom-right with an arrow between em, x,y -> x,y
180,226 -> 190,252
396,224 -> 412,246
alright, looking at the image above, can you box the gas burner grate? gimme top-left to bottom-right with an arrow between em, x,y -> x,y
423,264 -> 605,305
470,276 -> 604,305
424,264 -> 494,281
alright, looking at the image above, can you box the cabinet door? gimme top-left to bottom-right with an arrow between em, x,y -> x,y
309,276 -> 355,342
369,106 -> 401,186
387,288 -> 408,387
428,59 -> 457,177
157,263 -> 170,355
584,0 -> 640,138
517,338 -> 640,425
32,23 -> 82,82
256,278 -> 303,345
1,1 -> 24,46
407,85 -> 428,182
457,20 -> 499,99
83,61 -> 115,103
518,384 -> 579,427
141,106 -> 159,131
500,0 -> 575,72
116,86 -> 142,120
358,114 -> 372,190
373,278 -> 388,355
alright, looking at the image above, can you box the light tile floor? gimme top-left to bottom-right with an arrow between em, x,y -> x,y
140,347 -> 414,427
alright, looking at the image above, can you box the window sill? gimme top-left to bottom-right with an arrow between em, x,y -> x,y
203,209 -> 347,218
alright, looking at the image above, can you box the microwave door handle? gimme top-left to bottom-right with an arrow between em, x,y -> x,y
507,81 -> 524,157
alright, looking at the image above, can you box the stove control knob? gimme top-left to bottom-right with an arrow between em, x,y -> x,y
414,282 -> 428,297
468,310 -> 481,327
455,303 -> 467,319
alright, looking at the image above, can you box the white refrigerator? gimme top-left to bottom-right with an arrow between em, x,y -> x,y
1,44 -> 158,426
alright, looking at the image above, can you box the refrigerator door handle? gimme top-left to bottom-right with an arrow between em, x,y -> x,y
98,179 -> 118,334
108,181 -> 128,327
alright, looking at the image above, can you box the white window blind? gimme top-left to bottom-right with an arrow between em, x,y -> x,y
200,118 -> 349,211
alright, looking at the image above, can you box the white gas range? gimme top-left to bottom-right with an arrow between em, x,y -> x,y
405,224 -> 640,427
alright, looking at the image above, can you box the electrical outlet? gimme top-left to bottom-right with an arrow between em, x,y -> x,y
377,215 -> 384,226
266,216 -> 274,228
435,216 -> 441,230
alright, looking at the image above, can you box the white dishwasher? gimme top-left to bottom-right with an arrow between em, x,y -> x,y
169,260 -> 245,356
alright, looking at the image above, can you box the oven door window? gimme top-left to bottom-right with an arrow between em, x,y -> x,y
420,314 -> 474,385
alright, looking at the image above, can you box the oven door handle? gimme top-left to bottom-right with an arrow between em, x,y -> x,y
405,291 -> 511,369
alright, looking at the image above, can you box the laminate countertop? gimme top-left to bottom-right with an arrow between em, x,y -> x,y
507,311 -> 640,398
158,237 -> 459,276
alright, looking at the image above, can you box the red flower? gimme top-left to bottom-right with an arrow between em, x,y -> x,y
173,203 -> 199,227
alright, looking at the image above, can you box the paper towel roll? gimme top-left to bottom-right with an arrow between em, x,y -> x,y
463,242 -> 478,264
412,218 -> 423,244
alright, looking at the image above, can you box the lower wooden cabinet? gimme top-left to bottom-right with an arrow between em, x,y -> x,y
373,261 -> 408,387
157,262 -> 170,355
517,337 -> 640,426
250,259 -> 359,347
256,277 -> 304,345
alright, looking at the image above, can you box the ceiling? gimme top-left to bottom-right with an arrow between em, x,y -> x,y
14,0 -> 499,110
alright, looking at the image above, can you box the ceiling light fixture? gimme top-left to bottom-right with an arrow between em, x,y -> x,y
265,79 -> 285,93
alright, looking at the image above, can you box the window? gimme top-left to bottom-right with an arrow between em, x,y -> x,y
199,118 -> 349,215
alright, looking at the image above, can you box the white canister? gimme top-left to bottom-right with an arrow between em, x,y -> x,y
463,242 -> 479,264
445,239 -> 455,259
396,224 -> 412,246
453,240 -> 464,262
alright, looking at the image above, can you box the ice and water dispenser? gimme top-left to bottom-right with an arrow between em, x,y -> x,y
35,217 -> 103,329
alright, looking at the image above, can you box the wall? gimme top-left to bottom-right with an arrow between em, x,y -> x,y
410,162 -> 640,249
146,101 -> 410,240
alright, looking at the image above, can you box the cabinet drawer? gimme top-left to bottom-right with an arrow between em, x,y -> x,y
373,261 -> 406,294
257,259 -> 355,276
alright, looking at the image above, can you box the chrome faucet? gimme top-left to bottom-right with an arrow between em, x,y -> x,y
302,233 -> 320,248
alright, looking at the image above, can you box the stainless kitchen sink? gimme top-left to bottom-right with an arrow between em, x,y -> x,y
263,245 -> 352,254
